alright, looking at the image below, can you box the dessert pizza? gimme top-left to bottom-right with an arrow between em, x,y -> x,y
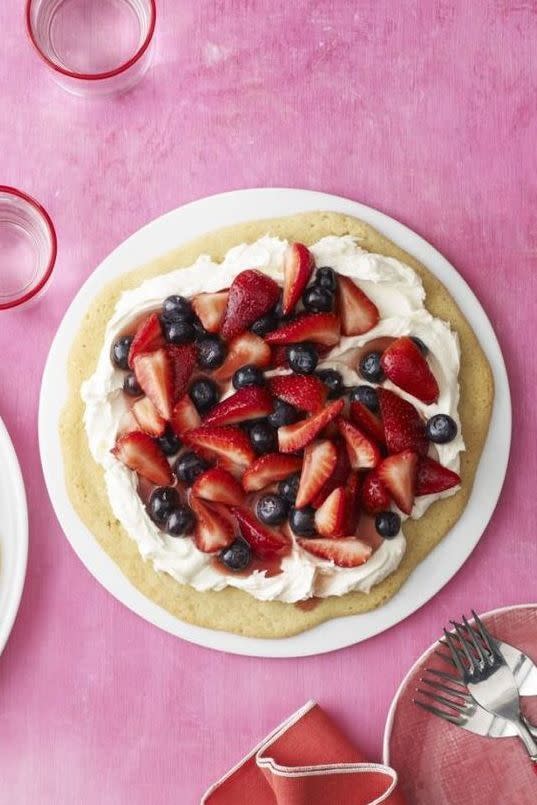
61,212 -> 493,638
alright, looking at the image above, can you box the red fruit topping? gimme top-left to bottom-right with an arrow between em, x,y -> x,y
278,399 -> 345,452
361,471 -> 391,514
111,431 -> 172,485
270,345 -> 289,368
203,386 -> 274,427
266,313 -> 341,347
132,396 -> 166,437
212,332 -> 271,382
242,453 -> 303,492
296,440 -> 338,508
133,349 -> 174,420
337,275 -> 380,336
184,425 -> 256,469
349,400 -> 385,445
192,467 -> 244,506
128,313 -> 165,367
282,242 -> 314,315
377,450 -> 418,515
192,291 -> 229,334
381,336 -> 439,404
311,440 -> 351,507
170,395 -> 201,436
268,374 -> 327,413
220,270 -> 280,341
232,506 -> 290,559
118,411 -> 140,437
314,487 -> 347,538
345,471 -> 361,533
338,419 -> 381,470
191,497 -> 235,554
297,537 -> 372,568
378,389 -> 428,456
168,344 -> 197,402
415,456 -> 461,496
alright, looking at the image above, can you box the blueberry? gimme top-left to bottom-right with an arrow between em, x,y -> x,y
359,351 -> 385,383
315,267 -> 337,292
220,538 -> 252,571
287,342 -> 318,375
349,385 -> 379,413
111,335 -> 133,370
157,427 -> 182,456
123,372 -> 142,397
278,473 -> 301,504
163,318 -> 196,345
268,399 -> 299,428
256,493 -> 289,526
162,295 -> 194,322
251,312 -> 278,337
375,511 -> 401,538
273,293 -> 290,321
317,368 -> 345,399
197,336 -> 227,370
289,506 -> 316,536
426,414 -> 457,444
249,421 -> 277,454
189,377 -> 220,414
302,285 -> 334,313
232,365 -> 265,389
175,451 -> 209,485
165,505 -> 195,536
411,336 -> 429,356
148,487 -> 180,527
192,320 -> 210,341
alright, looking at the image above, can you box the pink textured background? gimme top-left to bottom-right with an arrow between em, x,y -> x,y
0,2 -> 536,803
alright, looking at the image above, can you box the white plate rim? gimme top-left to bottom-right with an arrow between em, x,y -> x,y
38,187 -> 511,658
0,415 -> 28,656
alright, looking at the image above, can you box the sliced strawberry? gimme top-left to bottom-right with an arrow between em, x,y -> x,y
133,349 -> 174,420
232,506 -> 290,559
242,453 -> 303,492
415,456 -> 461,496
311,440 -> 351,507
220,270 -> 280,341
337,275 -> 380,336
268,374 -> 327,413
212,332 -> 272,382
128,313 -> 165,367
118,410 -> 140,437
361,471 -> 391,514
191,497 -> 235,553
349,400 -> 385,445
278,399 -> 344,453
295,440 -> 337,508
170,395 -> 201,436
297,537 -> 373,568
265,313 -> 340,347
192,466 -> 244,505
314,487 -> 347,537
377,450 -> 418,515
168,344 -> 197,401
378,389 -> 428,456
345,471 -> 361,533
111,431 -> 172,485
192,291 -> 229,334
184,425 -> 256,469
203,386 -> 274,427
270,345 -> 289,368
132,396 -> 166,437
338,419 -> 381,470
282,242 -> 314,315
381,336 -> 439,404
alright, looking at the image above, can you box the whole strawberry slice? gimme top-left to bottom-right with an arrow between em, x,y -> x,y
184,425 -> 255,469
338,419 -> 381,470
361,471 -> 391,514
415,456 -> 461,496
297,537 -> 373,568
128,312 -> 165,368
344,471 -> 361,533
168,344 -> 197,401
132,396 -> 166,437
203,386 -> 274,427
212,332 -> 271,382
232,506 -> 290,559
192,291 -> 229,334
381,336 -> 439,404
191,497 -> 235,554
314,487 -> 347,538
337,275 -> 380,336
265,313 -> 340,347
118,410 -> 140,437
296,440 -> 338,507
268,374 -> 327,413
278,399 -> 344,453
282,242 -> 314,315
377,449 -> 418,515
242,453 -> 303,492
133,348 -> 174,420
170,395 -> 201,436
349,400 -> 385,445
112,431 -> 172,485
192,467 -> 244,505
311,440 -> 351,507
378,389 -> 428,456
220,270 -> 280,341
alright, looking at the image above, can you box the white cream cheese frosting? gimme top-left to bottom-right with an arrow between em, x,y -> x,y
82,235 -> 464,603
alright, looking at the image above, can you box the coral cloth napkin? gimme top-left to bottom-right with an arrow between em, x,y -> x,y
201,700 -> 405,804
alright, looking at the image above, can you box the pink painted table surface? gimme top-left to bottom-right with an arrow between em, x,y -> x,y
0,2 -> 535,803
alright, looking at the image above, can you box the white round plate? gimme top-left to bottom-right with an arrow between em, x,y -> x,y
0,416 -> 28,656
38,188 -> 511,658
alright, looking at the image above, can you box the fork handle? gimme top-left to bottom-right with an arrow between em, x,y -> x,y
514,717 -> 537,761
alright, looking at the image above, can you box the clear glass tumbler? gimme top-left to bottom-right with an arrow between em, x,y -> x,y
26,0 -> 156,96
0,187 -> 57,310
